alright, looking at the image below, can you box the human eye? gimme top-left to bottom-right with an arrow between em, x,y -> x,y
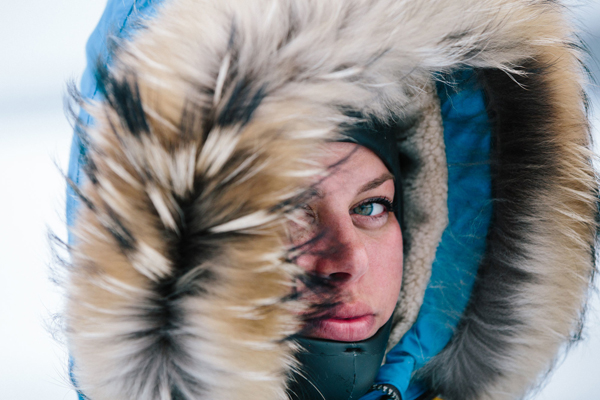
351,197 -> 393,218
299,204 -> 317,223
287,204 -> 318,245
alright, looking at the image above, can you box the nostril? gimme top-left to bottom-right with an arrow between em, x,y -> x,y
329,272 -> 351,282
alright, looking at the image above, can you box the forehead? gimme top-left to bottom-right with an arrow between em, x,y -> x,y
315,142 -> 393,197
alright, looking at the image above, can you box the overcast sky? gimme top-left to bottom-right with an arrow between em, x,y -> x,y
0,1 -> 598,399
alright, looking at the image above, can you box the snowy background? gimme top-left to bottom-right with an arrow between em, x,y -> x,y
0,1 -> 598,399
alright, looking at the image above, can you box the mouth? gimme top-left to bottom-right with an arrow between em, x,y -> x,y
302,303 -> 376,342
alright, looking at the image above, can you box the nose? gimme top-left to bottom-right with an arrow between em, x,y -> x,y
303,211 -> 369,286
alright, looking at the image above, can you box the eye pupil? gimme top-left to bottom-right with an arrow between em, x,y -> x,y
357,204 -> 374,215
351,199 -> 391,218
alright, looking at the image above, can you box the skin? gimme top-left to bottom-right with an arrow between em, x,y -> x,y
290,143 -> 403,342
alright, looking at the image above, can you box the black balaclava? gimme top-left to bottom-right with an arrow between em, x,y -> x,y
288,317 -> 394,400
288,117 -> 403,400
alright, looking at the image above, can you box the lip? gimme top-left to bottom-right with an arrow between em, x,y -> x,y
304,303 -> 376,342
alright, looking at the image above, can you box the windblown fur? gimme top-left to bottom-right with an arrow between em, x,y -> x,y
65,0 -> 597,400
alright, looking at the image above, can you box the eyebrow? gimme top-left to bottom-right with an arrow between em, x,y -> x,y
306,171 -> 394,201
357,172 -> 394,195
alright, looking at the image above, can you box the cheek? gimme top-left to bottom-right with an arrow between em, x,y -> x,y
365,223 -> 403,316
285,213 -> 319,271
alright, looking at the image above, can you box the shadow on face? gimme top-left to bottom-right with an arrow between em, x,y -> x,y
288,142 -> 403,342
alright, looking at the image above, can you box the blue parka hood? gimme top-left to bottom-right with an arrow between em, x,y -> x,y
65,1 -> 597,400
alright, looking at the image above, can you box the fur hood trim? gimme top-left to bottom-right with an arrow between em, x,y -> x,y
65,1 -> 597,399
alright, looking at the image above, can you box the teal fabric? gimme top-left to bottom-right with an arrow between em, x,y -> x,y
67,1 -> 493,398
362,71 -> 493,400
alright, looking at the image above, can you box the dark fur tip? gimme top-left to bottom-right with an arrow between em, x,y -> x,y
94,60 -> 151,138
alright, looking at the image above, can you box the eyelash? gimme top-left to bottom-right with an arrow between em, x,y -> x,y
352,197 -> 394,217
296,197 -> 394,227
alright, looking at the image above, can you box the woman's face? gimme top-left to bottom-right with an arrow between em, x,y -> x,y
290,142 -> 403,342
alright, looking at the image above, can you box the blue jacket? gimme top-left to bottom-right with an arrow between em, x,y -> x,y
66,1 -> 597,399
